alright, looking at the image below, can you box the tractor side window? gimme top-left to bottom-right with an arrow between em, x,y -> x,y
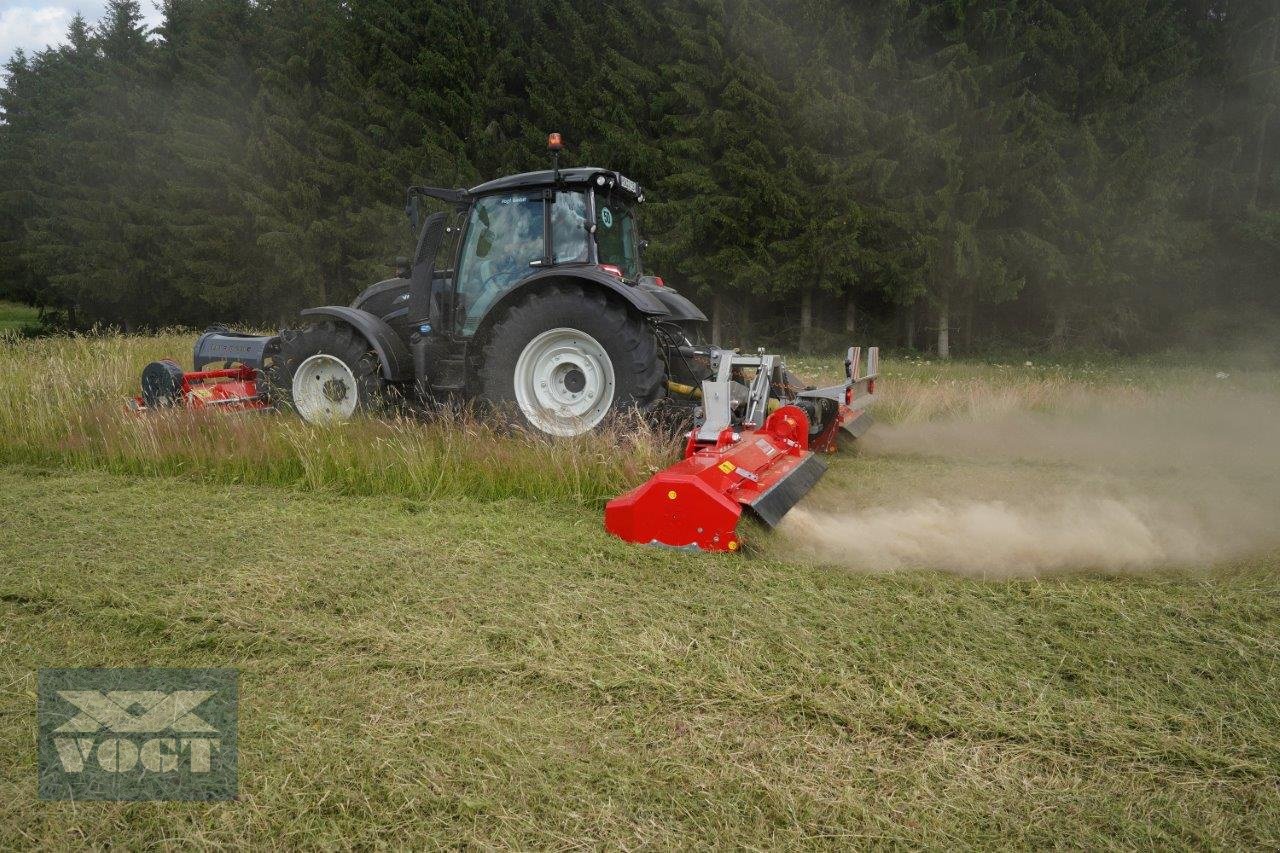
551,191 -> 589,263
456,194 -> 544,335
594,195 -> 640,279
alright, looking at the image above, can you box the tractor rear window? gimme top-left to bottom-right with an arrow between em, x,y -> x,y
594,195 -> 640,280
551,191 -> 590,263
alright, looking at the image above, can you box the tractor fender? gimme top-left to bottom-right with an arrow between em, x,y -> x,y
300,306 -> 413,382
477,267 -> 669,337
644,286 -> 708,324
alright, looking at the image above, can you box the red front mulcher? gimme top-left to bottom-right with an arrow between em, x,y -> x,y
605,405 -> 825,552
605,345 -> 878,552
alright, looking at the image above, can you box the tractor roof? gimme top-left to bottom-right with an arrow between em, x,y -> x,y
469,167 -> 643,200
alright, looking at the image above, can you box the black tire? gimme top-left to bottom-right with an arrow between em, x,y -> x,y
476,283 -> 664,436
268,321 -> 387,422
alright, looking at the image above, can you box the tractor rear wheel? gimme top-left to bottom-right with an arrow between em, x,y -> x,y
477,284 -> 664,436
269,321 -> 386,423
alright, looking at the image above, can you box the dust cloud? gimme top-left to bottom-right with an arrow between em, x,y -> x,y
778,390 -> 1280,575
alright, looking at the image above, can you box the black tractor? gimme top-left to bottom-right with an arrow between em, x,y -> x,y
261,134 -> 704,436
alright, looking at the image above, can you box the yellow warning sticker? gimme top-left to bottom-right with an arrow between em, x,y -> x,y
717,461 -> 736,474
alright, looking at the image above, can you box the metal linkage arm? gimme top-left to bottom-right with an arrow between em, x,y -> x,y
797,346 -> 879,407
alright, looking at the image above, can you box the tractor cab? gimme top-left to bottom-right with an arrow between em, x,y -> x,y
369,134 -> 706,406
449,166 -> 645,336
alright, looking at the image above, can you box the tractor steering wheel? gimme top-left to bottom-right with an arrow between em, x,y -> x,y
469,266 -> 514,318
477,253 -> 533,298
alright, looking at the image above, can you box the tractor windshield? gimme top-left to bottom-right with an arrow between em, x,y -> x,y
594,194 -> 640,280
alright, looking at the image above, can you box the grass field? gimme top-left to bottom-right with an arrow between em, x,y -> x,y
0,301 -> 39,333
1,331 -> 1278,847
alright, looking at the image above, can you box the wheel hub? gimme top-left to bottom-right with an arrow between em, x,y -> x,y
322,377 -> 349,403
513,328 -> 616,436
562,367 -> 586,394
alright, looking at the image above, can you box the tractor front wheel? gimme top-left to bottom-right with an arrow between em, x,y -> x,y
269,321 -> 387,423
477,284 -> 663,436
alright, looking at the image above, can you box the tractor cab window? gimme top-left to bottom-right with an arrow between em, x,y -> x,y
456,193 -> 544,335
594,194 -> 640,279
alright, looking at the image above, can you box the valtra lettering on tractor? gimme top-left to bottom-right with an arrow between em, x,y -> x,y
132,134 -> 878,551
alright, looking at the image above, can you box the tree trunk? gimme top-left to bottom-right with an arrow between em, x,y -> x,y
937,301 -> 950,359
711,292 -> 723,346
962,295 -> 974,354
799,285 -> 813,353
905,306 -> 916,351
1050,307 -> 1069,354
738,297 -> 751,348
844,293 -> 856,336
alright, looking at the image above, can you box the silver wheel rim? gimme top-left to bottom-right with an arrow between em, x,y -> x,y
513,327 -> 616,436
292,354 -> 359,423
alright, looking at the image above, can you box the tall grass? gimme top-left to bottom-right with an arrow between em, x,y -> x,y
787,352 -> 1232,424
1,331 -> 1250,504
0,330 -> 672,505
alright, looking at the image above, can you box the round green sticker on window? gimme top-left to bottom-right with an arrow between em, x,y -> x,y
600,207 -> 613,228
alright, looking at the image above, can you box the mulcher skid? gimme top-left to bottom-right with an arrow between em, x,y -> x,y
604,346 -> 878,552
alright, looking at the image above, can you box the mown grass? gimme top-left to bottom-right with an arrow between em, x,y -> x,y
1,466 -> 1278,847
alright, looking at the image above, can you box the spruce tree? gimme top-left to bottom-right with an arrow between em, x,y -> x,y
150,0 -> 264,322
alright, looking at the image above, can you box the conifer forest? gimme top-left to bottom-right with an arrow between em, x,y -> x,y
2,0 -> 1277,355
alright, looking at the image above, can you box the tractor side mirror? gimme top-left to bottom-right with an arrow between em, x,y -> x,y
406,195 -> 421,229
476,230 -> 494,258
